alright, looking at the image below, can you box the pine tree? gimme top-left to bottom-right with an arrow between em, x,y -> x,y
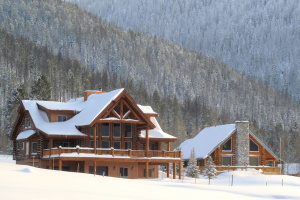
30,74 -> 52,100
185,148 -> 200,178
203,156 -> 218,185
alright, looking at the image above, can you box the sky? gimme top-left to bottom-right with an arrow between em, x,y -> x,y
0,155 -> 299,200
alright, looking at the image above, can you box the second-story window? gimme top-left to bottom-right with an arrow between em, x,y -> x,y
113,123 -> 121,138
124,123 -> 132,138
222,138 -> 232,151
25,118 -> 31,128
58,115 -> 67,122
102,123 -> 109,137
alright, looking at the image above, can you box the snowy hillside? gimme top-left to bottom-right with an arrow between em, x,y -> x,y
1,155 -> 300,200
68,0 -> 300,98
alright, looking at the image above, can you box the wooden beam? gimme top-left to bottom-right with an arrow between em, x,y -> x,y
58,159 -> 62,171
166,163 -> 170,178
145,127 -> 149,157
173,163 -> 176,179
167,142 -> 171,151
93,125 -> 96,154
145,162 -> 149,179
179,161 -> 182,180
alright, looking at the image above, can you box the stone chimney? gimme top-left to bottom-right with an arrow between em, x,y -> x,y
235,121 -> 249,166
84,89 -> 105,101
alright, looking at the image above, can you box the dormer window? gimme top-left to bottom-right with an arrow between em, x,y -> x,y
25,118 -> 31,128
222,138 -> 232,151
58,115 -> 67,122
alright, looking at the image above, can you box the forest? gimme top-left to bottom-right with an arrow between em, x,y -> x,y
0,0 -> 299,163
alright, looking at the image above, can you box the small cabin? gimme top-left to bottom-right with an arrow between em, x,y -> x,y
179,121 -> 280,174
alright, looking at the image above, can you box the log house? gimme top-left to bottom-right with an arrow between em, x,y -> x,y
10,89 -> 182,179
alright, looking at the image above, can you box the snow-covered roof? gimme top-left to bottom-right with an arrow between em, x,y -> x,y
16,130 -> 36,140
37,97 -> 85,111
140,117 -> 176,139
138,105 -> 157,115
179,124 -> 236,160
21,89 -> 124,136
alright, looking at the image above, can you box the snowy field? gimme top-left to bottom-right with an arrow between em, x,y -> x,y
0,155 -> 300,200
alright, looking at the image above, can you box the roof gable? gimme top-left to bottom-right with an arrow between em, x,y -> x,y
180,124 -> 236,160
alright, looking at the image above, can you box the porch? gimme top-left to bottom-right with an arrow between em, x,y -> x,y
41,146 -> 182,179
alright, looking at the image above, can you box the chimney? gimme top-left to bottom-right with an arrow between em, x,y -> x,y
235,121 -> 249,166
84,89 -> 105,101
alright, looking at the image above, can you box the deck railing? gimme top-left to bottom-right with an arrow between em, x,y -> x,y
43,146 -> 181,159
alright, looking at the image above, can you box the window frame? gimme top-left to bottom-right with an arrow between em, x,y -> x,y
222,138 -> 232,151
101,141 -> 110,149
124,123 -> 132,138
124,141 -> 132,150
31,142 -> 38,154
249,156 -> 259,166
113,141 -> 121,149
25,117 -> 31,128
222,156 -> 232,166
58,115 -> 67,122
120,167 -> 128,177
113,123 -> 121,138
249,139 -> 259,152
101,123 -> 110,137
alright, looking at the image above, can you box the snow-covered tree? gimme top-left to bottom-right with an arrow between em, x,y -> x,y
185,148 -> 200,178
203,156 -> 217,185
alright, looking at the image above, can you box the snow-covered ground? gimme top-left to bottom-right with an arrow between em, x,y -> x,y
1,155 -> 299,200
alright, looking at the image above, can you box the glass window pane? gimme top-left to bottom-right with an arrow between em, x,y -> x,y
125,141 -> 132,149
222,138 -> 232,151
102,141 -> 110,148
249,157 -> 259,166
113,141 -> 121,149
250,139 -> 259,152
32,142 -> 38,153
102,123 -> 109,137
125,124 -> 132,138
120,167 -> 128,177
58,115 -> 67,122
222,157 -> 232,166
113,123 -> 121,137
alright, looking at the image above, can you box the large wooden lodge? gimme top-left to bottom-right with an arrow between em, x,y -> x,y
10,89 -> 182,179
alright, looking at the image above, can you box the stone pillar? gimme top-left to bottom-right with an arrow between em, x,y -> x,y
235,121 -> 249,166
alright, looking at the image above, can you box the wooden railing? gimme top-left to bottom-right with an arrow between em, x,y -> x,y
43,147 -> 181,159
199,166 -> 281,175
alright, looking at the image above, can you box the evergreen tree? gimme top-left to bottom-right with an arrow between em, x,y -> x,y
30,74 -> 52,100
203,156 -> 218,185
185,148 -> 200,178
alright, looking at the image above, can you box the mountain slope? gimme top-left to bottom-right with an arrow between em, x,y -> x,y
0,0 -> 299,161
68,0 -> 300,98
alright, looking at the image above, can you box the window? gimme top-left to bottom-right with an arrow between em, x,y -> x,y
102,123 -> 109,137
125,141 -> 132,149
113,123 -> 121,137
25,118 -> 31,128
17,142 -> 24,150
58,115 -> 67,122
120,167 -> 128,177
113,141 -> 121,149
249,157 -> 259,166
222,157 -> 232,166
124,124 -> 132,138
222,138 -> 232,151
102,141 -> 110,148
266,161 -> 273,167
143,169 -> 153,178
250,139 -> 259,152
32,142 -> 38,154
90,140 -> 94,148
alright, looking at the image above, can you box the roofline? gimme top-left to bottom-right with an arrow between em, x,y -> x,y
201,128 -> 236,159
249,132 -> 279,160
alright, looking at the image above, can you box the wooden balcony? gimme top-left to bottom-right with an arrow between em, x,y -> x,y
43,146 -> 181,160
